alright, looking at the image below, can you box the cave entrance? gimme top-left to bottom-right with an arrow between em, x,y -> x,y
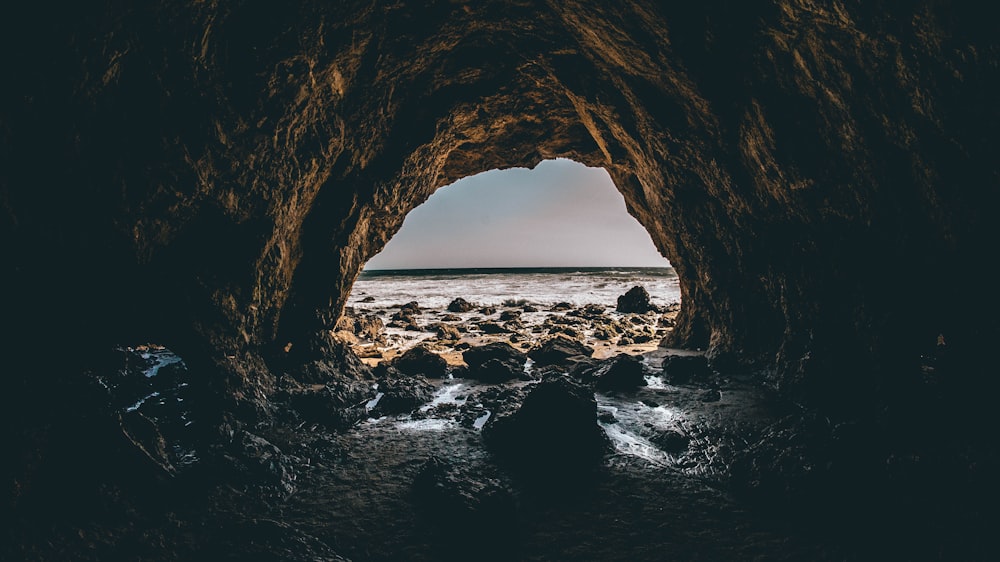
338,159 -> 681,367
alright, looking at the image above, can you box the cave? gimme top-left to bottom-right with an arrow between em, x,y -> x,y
2,1 -> 999,559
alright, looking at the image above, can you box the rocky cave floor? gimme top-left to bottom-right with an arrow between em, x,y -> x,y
6,300 -> 999,560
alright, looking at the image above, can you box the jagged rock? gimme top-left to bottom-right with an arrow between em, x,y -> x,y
499,310 -> 521,321
431,322 -> 461,340
484,377 -> 609,478
528,335 -> 595,366
286,380 -> 373,429
478,321 -> 509,334
699,389 -> 722,402
392,345 -> 449,378
651,430 -> 690,453
371,376 -> 434,415
412,457 -> 518,555
616,286 -> 657,313
335,309 -> 386,343
594,354 -> 648,392
661,355 -> 715,385
447,298 -> 476,313
282,332 -> 373,383
226,431 -> 297,496
463,342 -> 528,384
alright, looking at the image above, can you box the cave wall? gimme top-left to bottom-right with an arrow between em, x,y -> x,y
2,0 -> 999,413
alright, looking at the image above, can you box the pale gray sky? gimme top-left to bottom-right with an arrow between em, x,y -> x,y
364,159 -> 671,269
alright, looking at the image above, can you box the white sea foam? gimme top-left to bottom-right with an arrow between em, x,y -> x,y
348,267 -> 680,311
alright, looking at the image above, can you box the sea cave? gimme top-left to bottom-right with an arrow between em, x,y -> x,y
2,1 -> 999,560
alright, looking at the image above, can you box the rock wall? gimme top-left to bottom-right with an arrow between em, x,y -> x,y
2,0 -> 998,414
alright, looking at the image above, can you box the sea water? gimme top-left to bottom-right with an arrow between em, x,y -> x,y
347,266 -> 681,310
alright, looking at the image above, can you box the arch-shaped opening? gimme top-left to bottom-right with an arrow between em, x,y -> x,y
337,159 -> 681,366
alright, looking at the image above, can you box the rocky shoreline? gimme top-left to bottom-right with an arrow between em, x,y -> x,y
5,287 -> 995,560
336,284 -> 679,368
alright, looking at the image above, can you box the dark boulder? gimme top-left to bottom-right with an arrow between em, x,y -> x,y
483,377 -> 609,478
372,376 -> 435,415
594,354 -> 648,392
478,321 -> 510,334
463,342 -> 527,384
651,430 -> 690,453
616,285 -> 657,313
431,322 -> 461,340
286,380 -> 374,429
412,457 -> 518,557
447,297 -> 476,312
549,302 -> 573,311
661,354 -> 715,385
392,344 -> 449,378
528,335 -> 594,367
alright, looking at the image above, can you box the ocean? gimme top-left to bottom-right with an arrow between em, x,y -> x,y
347,266 -> 681,310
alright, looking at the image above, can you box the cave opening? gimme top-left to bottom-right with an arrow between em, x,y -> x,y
337,158 -> 680,369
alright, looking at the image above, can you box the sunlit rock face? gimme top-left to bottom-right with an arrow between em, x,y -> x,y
2,1 -> 998,412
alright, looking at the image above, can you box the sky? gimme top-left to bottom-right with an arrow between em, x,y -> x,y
363,158 -> 671,269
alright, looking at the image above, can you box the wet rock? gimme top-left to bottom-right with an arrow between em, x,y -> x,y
651,430 -> 690,453
528,335 -> 595,367
569,303 -> 607,318
478,321 -> 510,334
699,389 -> 722,402
616,285 -> 657,313
412,457 -> 518,556
521,305 -> 539,313
372,376 -> 435,415
499,310 -> 521,322
549,302 -> 573,311
225,431 -> 296,497
360,296 -> 376,303
594,354 -> 648,392
463,342 -> 528,384
392,344 -> 449,378
119,410 -> 176,476
398,301 -> 421,313
484,377 -> 610,478
431,322 -> 461,340
440,313 -> 462,321
447,297 -> 476,312
282,332 -> 372,383
503,319 -> 525,331
286,380 -> 373,429
661,355 -> 715,385
479,305 -> 497,315
335,309 -> 385,343
548,325 -> 581,338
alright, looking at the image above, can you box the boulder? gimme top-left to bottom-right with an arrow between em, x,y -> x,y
661,355 -> 714,384
616,285 -> 657,313
371,376 -> 435,415
484,377 -> 610,478
594,354 -> 648,392
528,335 -> 594,366
392,345 -> 449,378
463,342 -> 527,383
478,321 -> 510,334
447,297 -> 476,312
412,457 -> 518,555
286,380 -> 374,429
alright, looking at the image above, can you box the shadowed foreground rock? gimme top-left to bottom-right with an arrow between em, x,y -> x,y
484,377 -> 610,482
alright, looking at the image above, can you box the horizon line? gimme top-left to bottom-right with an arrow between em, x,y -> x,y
361,264 -> 675,272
